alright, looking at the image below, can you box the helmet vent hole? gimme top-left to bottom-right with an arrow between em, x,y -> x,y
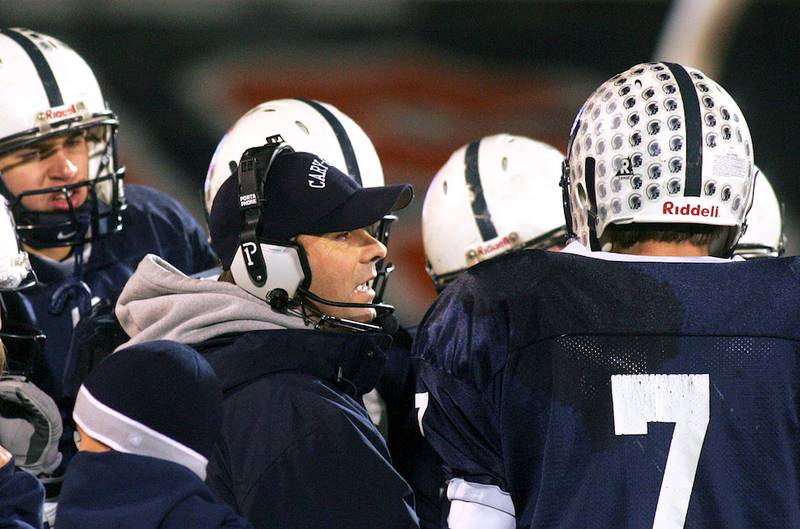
443,180 -> 448,195
295,120 -> 310,135
501,157 -> 508,171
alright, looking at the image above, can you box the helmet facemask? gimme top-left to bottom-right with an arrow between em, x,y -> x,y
0,120 -> 126,248
0,28 -> 127,250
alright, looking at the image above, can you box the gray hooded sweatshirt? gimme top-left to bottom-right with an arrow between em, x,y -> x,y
115,254 -> 309,350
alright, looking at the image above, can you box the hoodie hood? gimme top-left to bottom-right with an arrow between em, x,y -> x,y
116,254 -> 308,350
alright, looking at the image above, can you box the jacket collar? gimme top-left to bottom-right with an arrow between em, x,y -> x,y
195,329 -> 391,398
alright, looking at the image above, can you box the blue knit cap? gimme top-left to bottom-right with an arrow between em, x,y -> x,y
72,340 -> 223,479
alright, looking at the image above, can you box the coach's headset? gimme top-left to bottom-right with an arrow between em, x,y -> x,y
229,135 -> 396,333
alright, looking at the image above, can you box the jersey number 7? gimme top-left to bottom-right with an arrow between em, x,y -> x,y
611,374 -> 710,529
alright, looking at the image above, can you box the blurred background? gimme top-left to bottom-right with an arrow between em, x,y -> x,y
4,0 -> 797,326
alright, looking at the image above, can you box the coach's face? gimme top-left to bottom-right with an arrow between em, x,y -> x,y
296,227 -> 387,323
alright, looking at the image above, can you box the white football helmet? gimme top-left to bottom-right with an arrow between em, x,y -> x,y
205,98 -> 400,304
0,197 -> 33,291
204,98 -> 384,215
562,62 -> 755,255
0,28 -> 125,248
734,166 -> 784,258
423,134 -> 567,290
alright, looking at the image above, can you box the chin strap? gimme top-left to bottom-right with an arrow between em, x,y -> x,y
274,291 -> 397,334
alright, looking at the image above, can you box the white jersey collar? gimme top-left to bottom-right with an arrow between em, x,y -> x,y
562,241 -> 743,263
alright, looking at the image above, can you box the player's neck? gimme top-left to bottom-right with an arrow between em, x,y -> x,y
24,243 -> 72,262
612,240 -> 711,257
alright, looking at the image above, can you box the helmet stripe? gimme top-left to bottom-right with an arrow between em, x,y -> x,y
1,29 -> 63,107
664,62 -> 702,197
294,98 -> 362,185
465,140 -> 498,241
584,157 -> 602,251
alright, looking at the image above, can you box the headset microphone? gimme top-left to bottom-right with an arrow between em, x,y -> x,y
267,288 -> 290,312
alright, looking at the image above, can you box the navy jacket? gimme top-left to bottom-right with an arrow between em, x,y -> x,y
57,451 -> 252,529
0,459 -> 44,529
194,329 -> 419,529
415,249 -> 800,529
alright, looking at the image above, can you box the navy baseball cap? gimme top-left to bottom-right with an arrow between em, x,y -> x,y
209,151 -> 413,269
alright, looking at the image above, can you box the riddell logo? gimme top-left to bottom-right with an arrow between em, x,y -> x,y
466,233 -> 520,265
662,201 -> 719,218
44,103 -> 78,121
476,236 -> 512,257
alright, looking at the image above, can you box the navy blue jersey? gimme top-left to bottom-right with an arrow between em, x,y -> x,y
414,249 -> 800,529
377,327 -> 449,529
14,185 -> 217,463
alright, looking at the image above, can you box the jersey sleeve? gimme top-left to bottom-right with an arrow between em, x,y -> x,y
151,188 -> 219,274
123,185 -> 219,275
412,272 -> 510,491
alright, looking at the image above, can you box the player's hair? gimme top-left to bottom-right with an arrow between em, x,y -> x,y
606,223 -> 730,252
